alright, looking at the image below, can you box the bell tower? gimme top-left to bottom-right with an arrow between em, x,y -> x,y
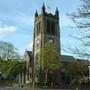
33,3 -> 60,82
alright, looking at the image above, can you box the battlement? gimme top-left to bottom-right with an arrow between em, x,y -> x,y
35,3 -> 59,19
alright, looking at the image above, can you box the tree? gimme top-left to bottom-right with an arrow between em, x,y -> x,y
40,42 -> 61,85
0,41 -> 20,60
0,60 -> 26,81
6,61 -> 26,80
66,0 -> 90,59
67,61 -> 88,77
66,60 -> 88,87
40,42 -> 61,70
69,0 -> 90,29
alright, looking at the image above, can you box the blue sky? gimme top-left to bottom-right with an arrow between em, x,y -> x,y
0,0 -> 80,56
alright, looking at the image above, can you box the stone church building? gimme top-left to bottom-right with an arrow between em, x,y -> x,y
19,4 -> 61,86
18,4 -> 90,87
33,3 -> 60,84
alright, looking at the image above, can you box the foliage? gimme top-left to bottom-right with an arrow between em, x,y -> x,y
67,61 -> 88,78
39,42 -> 61,85
66,60 -> 89,87
0,60 -> 26,80
0,41 -> 20,60
40,42 -> 61,70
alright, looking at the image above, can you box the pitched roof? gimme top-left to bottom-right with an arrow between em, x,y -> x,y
61,55 -> 75,63
76,59 -> 90,66
26,51 -> 32,57
61,55 -> 90,65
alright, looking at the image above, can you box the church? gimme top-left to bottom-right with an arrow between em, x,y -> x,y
18,4 -> 90,87
33,3 -> 60,84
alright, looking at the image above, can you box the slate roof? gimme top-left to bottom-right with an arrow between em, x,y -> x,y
26,51 -> 32,58
76,59 -> 90,66
61,55 -> 90,65
61,55 -> 75,63
24,51 -> 90,65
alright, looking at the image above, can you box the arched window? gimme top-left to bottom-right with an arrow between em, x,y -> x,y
46,20 -> 50,34
51,22 -> 55,35
46,20 -> 56,35
36,22 -> 41,35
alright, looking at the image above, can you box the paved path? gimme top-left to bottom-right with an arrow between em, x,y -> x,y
0,86 -> 89,90
0,87 -> 75,90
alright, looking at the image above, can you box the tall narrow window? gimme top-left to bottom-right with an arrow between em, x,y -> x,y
46,20 -> 56,35
38,22 -> 41,34
46,20 -> 50,34
51,22 -> 55,35
36,22 -> 41,36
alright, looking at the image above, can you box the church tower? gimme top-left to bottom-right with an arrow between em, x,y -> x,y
33,4 -> 60,82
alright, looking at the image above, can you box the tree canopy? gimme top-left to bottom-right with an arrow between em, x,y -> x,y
0,60 -> 26,80
40,42 -> 61,70
66,61 -> 88,77
0,41 -> 20,60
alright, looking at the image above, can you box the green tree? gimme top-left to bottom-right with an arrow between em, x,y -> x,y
67,61 -> 88,77
40,42 -> 61,70
40,42 -> 61,84
66,60 -> 88,87
0,60 -> 26,81
0,41 -> 20,60
6,61 -> 26,80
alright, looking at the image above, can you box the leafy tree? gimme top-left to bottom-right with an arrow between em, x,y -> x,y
67,61 -> 88,77
0,41 -> 20,60
65,0 -> 90,59
0,60 -> 26,81
40,42 -> 61,84
40,42 -> 61,70
6,61 -> 26,80
66,60 -> 88,86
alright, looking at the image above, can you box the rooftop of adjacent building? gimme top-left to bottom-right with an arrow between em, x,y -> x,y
24,50 -> 90,65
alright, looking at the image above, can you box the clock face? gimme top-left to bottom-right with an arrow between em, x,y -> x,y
36,39 -> 40,48
36,39 -> 40,44
49,38 -> 54,43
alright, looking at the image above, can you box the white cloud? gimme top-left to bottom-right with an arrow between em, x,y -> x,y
18,42 -> 33,56
60,14 -> 74,27
19,49 -> 25,56
0,23 -> 16,38
14,13 -> 34,28
27,42 -> 33,51
0,21 -> 2,25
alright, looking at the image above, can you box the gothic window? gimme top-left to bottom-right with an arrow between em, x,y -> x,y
39,22 -> 41,33
35,53 -> 40,65
46,20 -> 50,34
27,68 -> 30,80
36,54 -> 38,60
36,25 -> 38,35
46,20 -> 56,35
51,22 -> 55,35
36,53 -> 40,64
36,22 -> 41,35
